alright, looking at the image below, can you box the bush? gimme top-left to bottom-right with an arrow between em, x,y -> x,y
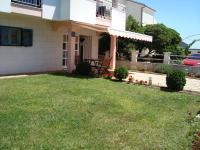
114,67 -> 128,81
76,62 -> 91,76
195,71 -> 200,78
166,70 -> 186,91
155,64 -> 173,74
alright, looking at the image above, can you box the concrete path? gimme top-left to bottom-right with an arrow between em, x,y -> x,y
129,71 -> 200,93
0,75 -> 28,80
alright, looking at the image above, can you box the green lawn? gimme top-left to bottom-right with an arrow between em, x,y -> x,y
0,74 -> 199,149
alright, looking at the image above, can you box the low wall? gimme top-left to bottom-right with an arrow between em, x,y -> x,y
116,60 -> 160,71
171,64 -> 200,74
117,60 -> 200,75
116,60 -> 134,69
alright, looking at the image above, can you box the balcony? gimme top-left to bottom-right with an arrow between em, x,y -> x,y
96,0 -> 112,19
96,0 -> 112,26
11,0 -> 41,8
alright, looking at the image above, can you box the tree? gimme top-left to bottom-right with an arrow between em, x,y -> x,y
119,16 -> 184,57
144,24 -> 182,54
126,15 -> 144,33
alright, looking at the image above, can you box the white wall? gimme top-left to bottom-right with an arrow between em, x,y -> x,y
111,8 -> 126,31
0,13 -> 100,75
60,0 -> 70,20
125,0 -> 155,26
91,35 -> 99,59
0,0 -> 11,13
77,28 -> 99,59
70,0 -> 96,24
125,0 -> 142,24
0,13 -> 63,75
142,12 -> 154,26
42,0 -> 61,20
42,0 -> 96,23
142,7 -> 155,25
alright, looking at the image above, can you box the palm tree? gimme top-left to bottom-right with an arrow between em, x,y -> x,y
185,39 -> 200,55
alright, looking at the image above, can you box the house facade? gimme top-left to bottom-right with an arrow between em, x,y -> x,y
0,0 -> 152,75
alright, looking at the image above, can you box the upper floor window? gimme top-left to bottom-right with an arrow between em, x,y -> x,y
0,26 -> 33,47
11,0 -> 42,8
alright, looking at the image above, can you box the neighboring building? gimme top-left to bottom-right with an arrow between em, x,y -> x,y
0,0 -> 152,75
189,49 -> 200,54
180,42 -> 188,49
121,0 -> 156,26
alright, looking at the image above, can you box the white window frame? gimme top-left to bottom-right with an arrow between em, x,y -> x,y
62,34 -> 68,69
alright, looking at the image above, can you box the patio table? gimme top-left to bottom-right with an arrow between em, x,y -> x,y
84,58 -> 111,76
84,58 -> 102,75
84,58 -> 101,67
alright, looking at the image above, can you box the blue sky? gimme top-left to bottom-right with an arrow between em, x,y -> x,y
136,0 -> 200,48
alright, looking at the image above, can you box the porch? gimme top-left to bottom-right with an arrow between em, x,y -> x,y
52,21 -> 152,73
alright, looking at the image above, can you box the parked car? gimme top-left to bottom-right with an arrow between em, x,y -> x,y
183,54 -> 200,66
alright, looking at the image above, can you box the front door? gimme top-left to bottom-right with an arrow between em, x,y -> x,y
79,36 -> 86,62
80,43 -> 84,62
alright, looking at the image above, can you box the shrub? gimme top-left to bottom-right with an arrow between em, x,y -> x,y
76,62 -> 91,76
195,71 -> 200,78
166,70 -> 186,91
155,64 -> 173,74
114,67 -> 128,81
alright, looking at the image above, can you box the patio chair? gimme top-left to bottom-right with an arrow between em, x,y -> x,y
96,57 -> 112,75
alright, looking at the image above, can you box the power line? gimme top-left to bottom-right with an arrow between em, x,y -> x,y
183,34 -> 200,40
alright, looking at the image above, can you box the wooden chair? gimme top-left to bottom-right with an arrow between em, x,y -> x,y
97,57 -> 112,75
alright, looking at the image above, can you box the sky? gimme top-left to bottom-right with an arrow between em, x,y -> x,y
136,0 -> 200,49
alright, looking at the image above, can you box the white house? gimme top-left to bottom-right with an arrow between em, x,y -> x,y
0,0 -> 152,75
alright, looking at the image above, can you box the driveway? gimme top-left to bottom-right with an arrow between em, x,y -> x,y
129,71 -> 200,93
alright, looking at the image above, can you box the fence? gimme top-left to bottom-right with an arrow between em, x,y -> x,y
116,51 -> 200,75
11,0 -> 42,8
137,53 -> 164,63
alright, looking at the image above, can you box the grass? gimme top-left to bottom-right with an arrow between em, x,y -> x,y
0,73 -> 199,149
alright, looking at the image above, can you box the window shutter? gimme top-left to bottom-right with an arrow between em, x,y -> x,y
22,29 -> 33,47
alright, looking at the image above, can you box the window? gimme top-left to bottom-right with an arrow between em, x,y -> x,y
75,35 -> 80,65
0,26 -> 21,46
62,34 -> 69,68
0,26 -> 33,47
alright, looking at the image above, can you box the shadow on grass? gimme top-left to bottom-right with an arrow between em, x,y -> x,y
109,79 -> 122,82
160,87 -> 179,93
160,86 -> 200,97
49,72 -> 97,79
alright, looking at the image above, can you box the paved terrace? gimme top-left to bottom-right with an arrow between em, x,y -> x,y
129,71 -> 200,93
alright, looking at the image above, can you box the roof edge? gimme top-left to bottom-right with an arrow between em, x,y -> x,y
126,0 -> 156,12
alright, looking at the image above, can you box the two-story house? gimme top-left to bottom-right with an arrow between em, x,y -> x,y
0,0 -> 152,75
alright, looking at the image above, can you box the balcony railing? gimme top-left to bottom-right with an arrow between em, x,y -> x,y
11,0 -> 42,8
96,0 -> 112,19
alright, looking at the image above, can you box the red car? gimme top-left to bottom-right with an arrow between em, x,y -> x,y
183,54 -> 200,66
